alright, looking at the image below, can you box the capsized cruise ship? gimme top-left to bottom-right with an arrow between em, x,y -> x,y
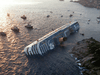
24,21 -> 80,56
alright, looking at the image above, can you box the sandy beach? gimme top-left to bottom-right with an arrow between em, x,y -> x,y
0,0 -> 100,75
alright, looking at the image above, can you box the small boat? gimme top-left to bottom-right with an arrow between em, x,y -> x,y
24,21 -> 80,56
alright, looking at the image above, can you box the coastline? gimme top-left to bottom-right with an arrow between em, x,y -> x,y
74,0 -> 100,9
69,37 -> 100,75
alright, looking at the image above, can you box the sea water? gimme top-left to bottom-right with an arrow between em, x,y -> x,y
0,0 -> 100,75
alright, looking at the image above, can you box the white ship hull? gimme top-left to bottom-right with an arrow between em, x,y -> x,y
24,21 -> 80,56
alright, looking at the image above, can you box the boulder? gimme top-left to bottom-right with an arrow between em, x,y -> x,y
80,33 -> 84,36
69,14 -> 73,17
0,32 -> 6,36
11,26 -> 19,32
25,24 -> 33,29
80,14 -> 82,15
61,15 -> 63,17
47,15 -> 50,18
21,15 -> 27,20
7,13 -> 10,17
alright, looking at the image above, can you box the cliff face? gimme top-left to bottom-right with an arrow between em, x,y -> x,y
78,0 -> 100,9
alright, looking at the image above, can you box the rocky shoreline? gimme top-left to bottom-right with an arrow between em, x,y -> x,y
69,37 -> 100,75
74,0 -> 100,9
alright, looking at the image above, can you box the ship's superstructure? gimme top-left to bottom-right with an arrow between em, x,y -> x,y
24,21 -> 80,55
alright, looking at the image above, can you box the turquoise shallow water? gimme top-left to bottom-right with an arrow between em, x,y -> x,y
0,0 -> 100,75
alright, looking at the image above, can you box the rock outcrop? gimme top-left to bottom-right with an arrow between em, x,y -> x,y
25,24 -> 33,29
0,32 -> 6,36
47,15 -> 50,18
70,37 -> 100,75
75,0 -> 100,9
11,26 -> 19,32
21,15 -> 27,20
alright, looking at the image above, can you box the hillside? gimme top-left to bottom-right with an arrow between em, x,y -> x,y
75,0 -> 100,9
